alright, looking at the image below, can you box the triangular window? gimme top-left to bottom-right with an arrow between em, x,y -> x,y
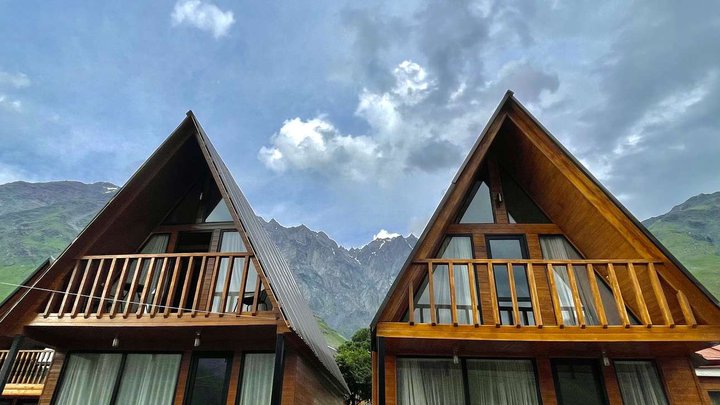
204,199 -> 233,222
500,169 -> 550,224
458,181 -> 494,223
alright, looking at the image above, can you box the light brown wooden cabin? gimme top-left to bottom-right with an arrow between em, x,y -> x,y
0,113 -> 348,405
371,91 -> 720,405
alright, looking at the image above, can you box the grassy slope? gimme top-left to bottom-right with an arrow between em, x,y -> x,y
317,316 -> 347,349
643,192 -> 720,300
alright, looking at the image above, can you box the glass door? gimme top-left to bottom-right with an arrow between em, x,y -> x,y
552,359 -> 608,405
185,353 -> 233,405
486,236 -> 533,325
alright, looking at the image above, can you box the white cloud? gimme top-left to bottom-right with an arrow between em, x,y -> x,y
373,229 -> 400,240
0,94 -> 22,112
0,71 -> 30,88
171,0 -> 235,39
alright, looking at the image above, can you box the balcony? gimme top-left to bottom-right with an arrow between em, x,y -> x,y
378,259 -> 717,342
0,349 -> 53,397
33,252 -> 276,327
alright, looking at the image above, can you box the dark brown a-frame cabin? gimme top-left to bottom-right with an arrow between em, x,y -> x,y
0,113 -> 348,405
371,91 -> 720,405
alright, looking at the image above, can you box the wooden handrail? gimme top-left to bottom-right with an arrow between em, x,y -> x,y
408,259 -> 684,329
0,350 -> 53,387
40,252 -> 271,321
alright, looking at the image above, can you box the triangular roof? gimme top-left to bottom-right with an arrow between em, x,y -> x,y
372,90 -> 720,328
0,112 -> 347,392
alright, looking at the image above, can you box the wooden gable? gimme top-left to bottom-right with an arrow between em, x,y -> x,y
373,91 -> 720,329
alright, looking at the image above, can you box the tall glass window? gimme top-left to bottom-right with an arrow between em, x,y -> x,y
396,358 -> 465,405
615,361 -> 668,405
55,353 -> 181,405
467,359 -> 540,405
238,353 -> 275,405
552,359 -> 608,405
212,231 -> 247,313
487,236 -> 533,325
397,358 -> 540,405
411,236 -> 474,324
55,353 -> 123,405
186,353 -> 232,405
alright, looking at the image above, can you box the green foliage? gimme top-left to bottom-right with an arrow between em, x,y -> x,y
336,328 -> 371,405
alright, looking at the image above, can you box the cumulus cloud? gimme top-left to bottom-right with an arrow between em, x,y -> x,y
171,0 -> 235,38
0,71 -> 30,88
373,229 -> 400,240
0,94 -> 22,112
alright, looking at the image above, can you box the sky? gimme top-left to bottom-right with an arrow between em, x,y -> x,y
0,1 -> 719,247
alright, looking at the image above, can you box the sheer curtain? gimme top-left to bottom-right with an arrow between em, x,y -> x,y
397,358 -> 465,405
55,353 -> 122,405
434,237 -> 473,324
115,354 -> 181,405
466,359 -> 539,405
136,234 -> 170,313
238,353 -> 275,405
213,231 -> 246,312
540,236 -> 600,325
615,361 -> 668,405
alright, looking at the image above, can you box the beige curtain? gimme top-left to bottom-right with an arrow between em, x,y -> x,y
238,353 -> 275,405
467,359 -> 539,405
615,361 -> 668,405
55,353 -> 123,405
397,358 -> 465,405
115,354 -> 182,405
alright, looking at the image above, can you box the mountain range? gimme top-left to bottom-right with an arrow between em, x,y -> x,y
0,181 -> 718,340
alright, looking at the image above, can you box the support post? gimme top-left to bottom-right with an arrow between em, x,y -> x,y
270,334 -> 286,405
377,336 -> 386,405
0,335 -> 24,394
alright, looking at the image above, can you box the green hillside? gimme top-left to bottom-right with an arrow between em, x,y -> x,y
643,191 -> 720,300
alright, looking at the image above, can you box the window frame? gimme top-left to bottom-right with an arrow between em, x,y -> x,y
52,350 -> 183,405
184,351 -> 234,405
551,357 -> 609,405
612,358 -> 670,405
395,355 -> 543,405
235,350 -> 276,405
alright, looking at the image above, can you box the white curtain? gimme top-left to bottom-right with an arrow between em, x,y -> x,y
397,358 -> 465,405
238,353 -> 275,405
615,361 -> 668,405
540,236 -> 602,325
136,234 -> 170,313
213,231 -> 246,312
115,354 -> 181,405
55,353 -> 123,405
467,359 -> 539,405
433,237 -> 473,324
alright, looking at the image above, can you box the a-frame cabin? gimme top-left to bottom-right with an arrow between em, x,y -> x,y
371,91 -> 720,405
0,113 -> 348,405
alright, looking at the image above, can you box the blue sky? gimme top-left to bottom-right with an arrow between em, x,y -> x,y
1,1 -> 719,246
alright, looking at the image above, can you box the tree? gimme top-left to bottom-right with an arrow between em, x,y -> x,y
336,328 -> 372,405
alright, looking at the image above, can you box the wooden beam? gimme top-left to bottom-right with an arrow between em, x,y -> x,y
427,263 -> 437,326
448,262 -> 458,326
546,264 -> 564,328
677,291 -> 697,327
628,263 -> 652,327
565,263 -> 586,328
648,263 -> 674,327
586,264 -> 608,328
526,264 -> 543,328
607,264 -> 630,328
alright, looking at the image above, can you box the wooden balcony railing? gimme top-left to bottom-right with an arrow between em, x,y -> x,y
407,259 -> 696,329
0,349 -> 53,396
41,252 -> 273,320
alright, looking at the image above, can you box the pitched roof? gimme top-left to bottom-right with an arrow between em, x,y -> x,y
371,90 -> 720,329
188,112 -> 348,392
0,112 -> 347,392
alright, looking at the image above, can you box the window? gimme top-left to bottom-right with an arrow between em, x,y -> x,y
396,358 -> 465,405
540,235 -> 637,326
212,231 -> 247,313
614,361 -> 668,405
487,236 -> 533,325
466,359 -> 540,404
709,391 -> 720,405
54,353 -> 181,405
500,168 -> 550,224
397,358 -> 540,405
205,199 -> 233,222
552,359 -> 608,405
458,181 -> 494,223
410,236 -> 474,324
238,353 -> 275,405
185,353 -> 232,405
